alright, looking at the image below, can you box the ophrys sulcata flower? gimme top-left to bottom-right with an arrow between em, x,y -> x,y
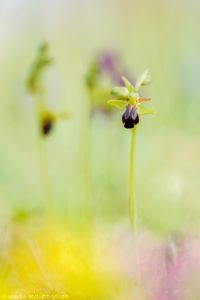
108,69 -> 154,228
108,69 -> 154,128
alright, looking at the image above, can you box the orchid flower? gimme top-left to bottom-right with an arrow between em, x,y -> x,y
108,69 -> 154,128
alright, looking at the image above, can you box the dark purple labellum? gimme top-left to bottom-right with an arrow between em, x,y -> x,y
41,118 -> 53,136
122,105 -> 139,129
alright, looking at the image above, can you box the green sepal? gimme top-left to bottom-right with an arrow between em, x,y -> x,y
110,87 -> 129,99
137,105 -> 154,115
135,69 -> 151,91
107,99 -> 128,110
121,76 -> 134,93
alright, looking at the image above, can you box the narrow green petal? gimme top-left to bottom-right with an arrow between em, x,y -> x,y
137,105 -> 154,115
121,76 -> 134,93
107,99 -> 127,110
135,69 -> 151,91
110,87 -> 129,99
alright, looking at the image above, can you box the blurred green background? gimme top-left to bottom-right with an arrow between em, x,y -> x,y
0,0 -> 200,236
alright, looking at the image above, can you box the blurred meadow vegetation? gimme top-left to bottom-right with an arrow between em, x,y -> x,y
0,0 -> 200,236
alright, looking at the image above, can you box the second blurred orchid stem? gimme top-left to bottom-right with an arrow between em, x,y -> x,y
130,126 -> 137,228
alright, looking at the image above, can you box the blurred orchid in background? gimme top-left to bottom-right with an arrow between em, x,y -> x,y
85,51 -> 134,114
26,42 -> 69,137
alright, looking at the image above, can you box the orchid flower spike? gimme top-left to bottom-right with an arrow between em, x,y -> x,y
40,110 -> 69,136
108,69 -> 154,128
26,42 -> 53,95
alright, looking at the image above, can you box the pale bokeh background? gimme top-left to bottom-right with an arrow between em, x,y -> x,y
0,0 -> 200,235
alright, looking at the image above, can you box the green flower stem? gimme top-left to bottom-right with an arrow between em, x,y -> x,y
37,135 -> 51,216
34,98 -> 52,218
82,100 -> 93,222
77,91 -> 93,227
130,126 -> 137,228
